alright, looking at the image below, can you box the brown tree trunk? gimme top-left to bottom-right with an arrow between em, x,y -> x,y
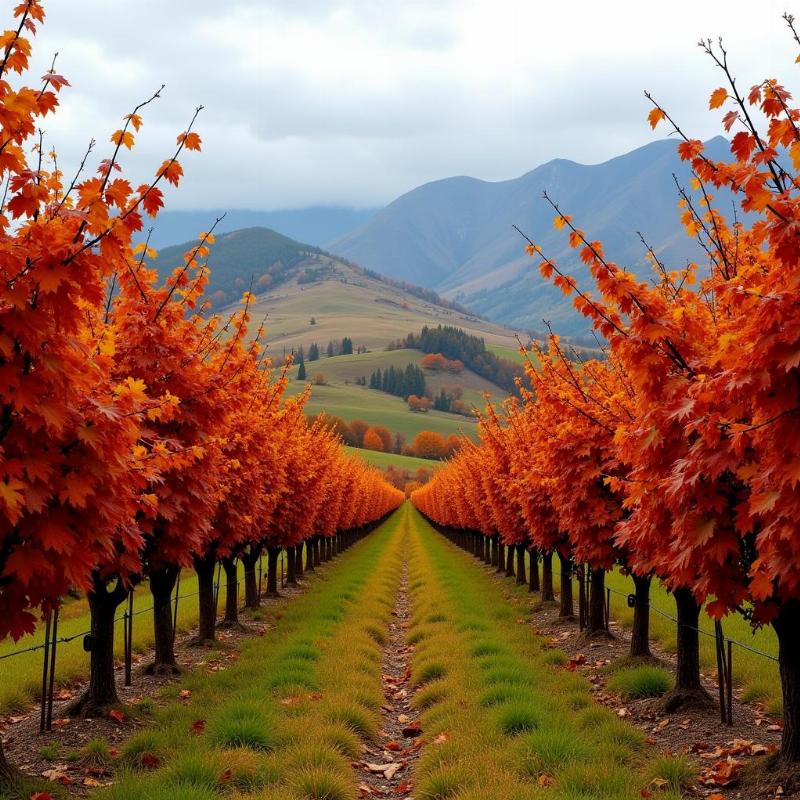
194,553 -> 217,644
630,574 -> 652,658
663,587 -> 713,711
0,738 -> 14,785
491,536 -> 499,567
505,545 -> 515,578
221,557 -> 239,626
516,544 -> 526,585
147,565 -> 180,674
558,552 -> 574,619
266,546 -> 281,596
241,547 -> 261,609
773,599 -> 800,763
587,567 -> 607,635
295,543 -> 304,578
305,539 -> 315,572
529,548 -> 540,592
67,573 -> 127,716
496,541 -> 505,573
542,552 -> 555,601
286,546 -> 297,586
313,537 -> 321,567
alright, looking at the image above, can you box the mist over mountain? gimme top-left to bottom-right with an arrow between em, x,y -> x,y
144,207 -> 377,250
328,137 -> 733,335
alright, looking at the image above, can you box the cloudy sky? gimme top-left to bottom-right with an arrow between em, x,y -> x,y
30,0 -> 797,211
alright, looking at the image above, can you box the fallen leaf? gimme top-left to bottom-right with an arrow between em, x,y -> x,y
108,709 -> 125,723
538,773 -> 554,787
384,763 -> 400,779
191,719 -> 206,735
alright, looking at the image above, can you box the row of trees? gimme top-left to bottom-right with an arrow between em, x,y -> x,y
415,30 -> 800,765
369,364 -> 426,399
0,6 -> 403,782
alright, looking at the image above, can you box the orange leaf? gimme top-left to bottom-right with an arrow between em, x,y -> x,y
647,108 -> 666,129
709,87 -> 728,109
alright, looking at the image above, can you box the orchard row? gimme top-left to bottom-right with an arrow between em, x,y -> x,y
415,25 -> 800,765
0,1 -> 403,781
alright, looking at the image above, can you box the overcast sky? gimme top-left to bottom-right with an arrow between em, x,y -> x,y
29,0 -> 797,211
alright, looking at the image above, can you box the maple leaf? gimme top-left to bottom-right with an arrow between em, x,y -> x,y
648,108 -> 666,129
110,129 -> 135,150
177,131 -> 202,151
709,87 -> 728,109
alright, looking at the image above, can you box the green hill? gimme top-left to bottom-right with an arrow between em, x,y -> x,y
148,226 -> 323,309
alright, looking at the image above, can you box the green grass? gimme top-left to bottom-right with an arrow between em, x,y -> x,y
405,504 -> 673,800
11,508 -> 406,800
287,380 -> 478,440
607,666 -> 672,699
344,446 -> 441,472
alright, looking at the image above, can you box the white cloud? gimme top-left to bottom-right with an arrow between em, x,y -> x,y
22,0 -> 798,210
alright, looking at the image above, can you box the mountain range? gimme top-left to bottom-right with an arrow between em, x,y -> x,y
143,206 -> 376,250
328,136 -> 734,335
151,136 -> 735,336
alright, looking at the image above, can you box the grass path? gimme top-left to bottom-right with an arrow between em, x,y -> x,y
403,504 -> 684,800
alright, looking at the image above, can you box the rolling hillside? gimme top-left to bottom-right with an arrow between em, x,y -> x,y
329,136 -> 735,335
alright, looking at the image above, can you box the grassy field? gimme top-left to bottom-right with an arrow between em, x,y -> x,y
287,381 -> 479,441
291,348 -> 503,407
344,446 -> 441,472
249,257 -> 523,355
406,505 -> 683,799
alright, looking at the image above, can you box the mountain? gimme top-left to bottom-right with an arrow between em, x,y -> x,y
142,206 -> 377,249
328,137 -> 734,335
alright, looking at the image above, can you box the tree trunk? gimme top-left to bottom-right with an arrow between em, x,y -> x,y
305,539 -> 315,572
558,552 -> 574,619
516,544 -> 526,585
773,599 -> 800,763
313,537 -> 321,567
286,546 -> 297,586
663,587 -> 713,711
587,568 -> 607,635
147,565 -> 180,674
266,546 -> 281,596
630,573 -> 652,658
496,541 -> 505,573
295,544 -> 304,578
505,545 -> 515,578
542,552 -> 555,601
0,738 -> 14,785
242,547 -> 261,609
221,557 -> 239,626
529,548 -> 540,592
68,573 -> 127,716
491,536 -> 499,568
194,553 -> 217,644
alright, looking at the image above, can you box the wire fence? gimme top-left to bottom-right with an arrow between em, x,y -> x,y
575,574 -> 778,726
0,549 -> 297,733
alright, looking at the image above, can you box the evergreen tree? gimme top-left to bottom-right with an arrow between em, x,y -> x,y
326,341 -> 334,357
297,348 -> 306,381
342,336 -> 353,355
308,343 -> 319,361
